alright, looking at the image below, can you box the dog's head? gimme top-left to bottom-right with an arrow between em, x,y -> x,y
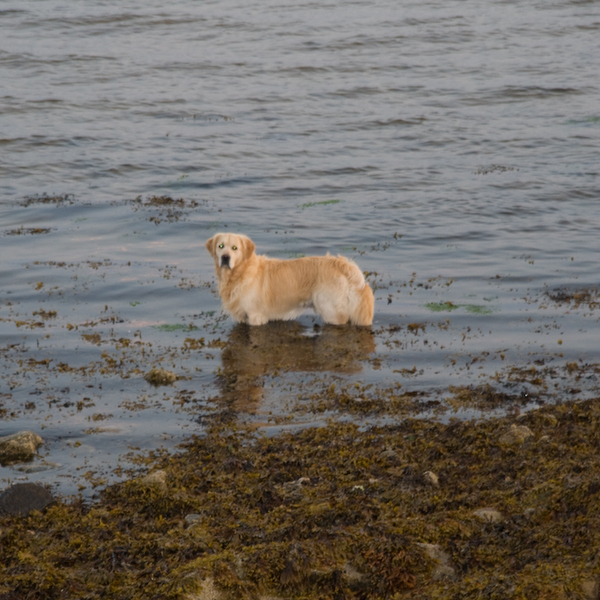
206,233 -> 256,271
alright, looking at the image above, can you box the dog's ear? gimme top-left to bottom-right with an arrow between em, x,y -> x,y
205,236 -> 217,258
242,235 -> 255,259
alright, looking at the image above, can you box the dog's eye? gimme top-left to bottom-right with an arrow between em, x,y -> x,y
218,243 -> 224,249
232,245 -> 238,251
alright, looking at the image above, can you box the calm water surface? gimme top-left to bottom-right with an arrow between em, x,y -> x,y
1,0 -> 600,496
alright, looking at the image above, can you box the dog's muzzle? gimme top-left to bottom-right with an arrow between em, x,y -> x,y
220,254 -> 231,269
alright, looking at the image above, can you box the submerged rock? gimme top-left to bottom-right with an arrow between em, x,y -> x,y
0,482 -> 55,516
16,460 -> 61,473
0,431 -> 43,465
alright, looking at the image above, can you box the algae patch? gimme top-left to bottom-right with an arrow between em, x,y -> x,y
425,301 -> 494,315
152,323 -> 199,332
299,199 -> 341,210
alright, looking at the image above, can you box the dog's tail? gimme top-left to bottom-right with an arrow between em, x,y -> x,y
336,256 -> 374,326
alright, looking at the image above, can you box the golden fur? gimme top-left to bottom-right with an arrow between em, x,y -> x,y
206,233 -> 374,326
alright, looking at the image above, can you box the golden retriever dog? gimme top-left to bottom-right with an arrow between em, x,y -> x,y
206,233 -> 374,326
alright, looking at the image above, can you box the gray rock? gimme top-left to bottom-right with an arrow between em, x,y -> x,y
418,543 -> 456,580
281,477 -> 311,491
0,482 -> 55,516
472,507 -> 504,523
343,562 -> 365,583
0,431 -> 43,465
185,513 -> 202,527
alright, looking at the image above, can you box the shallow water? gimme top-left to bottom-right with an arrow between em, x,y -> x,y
1,0 -> 600,496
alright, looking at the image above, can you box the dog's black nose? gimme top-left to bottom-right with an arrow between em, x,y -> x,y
220,254 -> 230,268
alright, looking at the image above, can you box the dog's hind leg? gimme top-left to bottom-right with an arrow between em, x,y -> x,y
313,292 -> 350,325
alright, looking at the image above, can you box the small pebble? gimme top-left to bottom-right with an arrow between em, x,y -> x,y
472,508 -> 503,523
423,471 -> 439,486
185,513 -> 201,527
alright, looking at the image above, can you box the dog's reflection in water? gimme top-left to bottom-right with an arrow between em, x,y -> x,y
215,321 -> 375,414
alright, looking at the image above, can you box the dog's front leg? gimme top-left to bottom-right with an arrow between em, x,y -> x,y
247,313 -> 269,326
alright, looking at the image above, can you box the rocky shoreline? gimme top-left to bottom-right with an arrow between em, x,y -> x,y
2,396 -> 600,599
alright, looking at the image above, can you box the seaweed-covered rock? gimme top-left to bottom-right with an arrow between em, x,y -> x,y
499,423 -> 534,445
136,469 -> 168,491
379,448 -> 400,464
0,431 -> 43,465
0,482 -> 55,516
144,367 -> 177,385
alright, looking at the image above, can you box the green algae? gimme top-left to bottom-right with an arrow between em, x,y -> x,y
299,199 -> 342,210
565,116 -> 600,125
2,399 -> 600,599
463,304 -> 493,315
425,301 -> 462,313
152,323 -> 200,332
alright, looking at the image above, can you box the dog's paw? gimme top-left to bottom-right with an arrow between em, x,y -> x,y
247,314 -> 269,326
